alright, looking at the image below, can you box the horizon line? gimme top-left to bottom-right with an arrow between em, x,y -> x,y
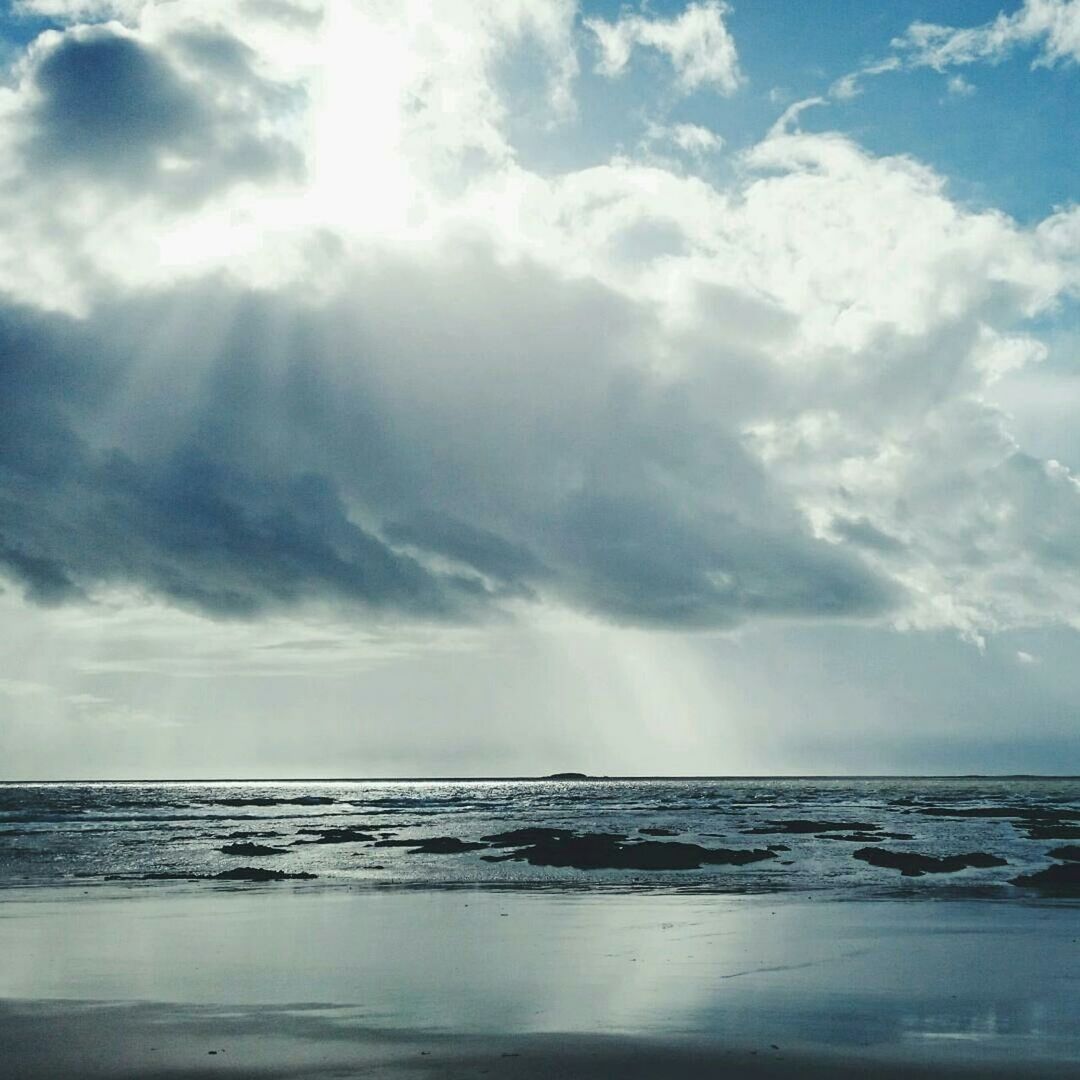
3,773 -> 1079,784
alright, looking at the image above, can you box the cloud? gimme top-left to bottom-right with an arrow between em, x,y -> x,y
0,0 -> 1079,646
14,0 -> 148,17
823,1 -> 1078,102
16,23 -> 301,198
946,74 -> 976,97
585,0 -> 742,95
894,0 -> 1080,71
642,121 -> 724,157
0,254 -> 894,629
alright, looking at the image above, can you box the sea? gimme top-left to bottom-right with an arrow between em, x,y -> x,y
1,777 -> 1078,897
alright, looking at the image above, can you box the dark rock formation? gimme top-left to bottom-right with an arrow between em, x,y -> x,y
214,866 -> 317,881
544,772 -> 589,780
482,832 -> 778,871
744,820 -> 882,835
853,847 -> 1007,877
1048,845 -> 1080,862
815,831 -> 915,842
1025,824 -> 1080,840
218,842 -> 288,856
912,805 -> 1074,820
105,871 -> 201,881
1010,863 -> 1080,892
371,836 -> 488,854
481,827 -> 579,846
639,827 -> 679,836
207,795 -> 336,807
909,806 -> 1080,840
106,866 -> 317,882
211,831 -> 284,840
292,827 -> 377,845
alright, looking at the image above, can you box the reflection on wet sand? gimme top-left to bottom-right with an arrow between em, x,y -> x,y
1,886 -> 1078,1076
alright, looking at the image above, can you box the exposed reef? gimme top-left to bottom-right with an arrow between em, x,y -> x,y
743,820 -> 883,835
210,831 -> 284,840
371,836 -> 489,854
205,796 -> 336,807
1025,824 -> 1080,840
104,867 -> 317,882
214,866 -> 317,882
481,827 -> 580,846
482,832 -> 778,871
1010,862 -> 1080,892
910,805 -> 1073,820
853,847 -> 1007,877
218,843 -> 288,856
1048,845 -> 1080,861
907,806 -> 1080,840
292,827 -> 377,845
814,831 -> 915,842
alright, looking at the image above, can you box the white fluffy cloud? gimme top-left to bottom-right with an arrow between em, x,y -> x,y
585,0 -> 742,94
1,0 -> 1079,647
895,0 -> 1080,71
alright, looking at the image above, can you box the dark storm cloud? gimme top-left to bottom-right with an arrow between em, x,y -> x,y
830,516 -> 907,555
383,511 -> 548,597
554,492 -> 895,627
0,259 -> 898,628
32,32 -> 204,169
22,26 -> 300,199
0,299 -> 482,618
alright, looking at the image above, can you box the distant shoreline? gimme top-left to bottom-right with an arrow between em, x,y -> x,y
4,774 -> 1080,784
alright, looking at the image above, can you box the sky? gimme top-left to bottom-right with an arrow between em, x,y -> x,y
0,0 -> 1078,779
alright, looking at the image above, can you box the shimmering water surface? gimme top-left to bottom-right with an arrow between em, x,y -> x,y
1,777 -> 1078,896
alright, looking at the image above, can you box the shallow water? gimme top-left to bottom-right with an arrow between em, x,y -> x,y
2,887 -> 1079,1071
1,777 -> 1077,896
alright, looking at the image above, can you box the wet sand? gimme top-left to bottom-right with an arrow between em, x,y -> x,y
1,886 -> 1078,1078
3,1001 -> 1072,1079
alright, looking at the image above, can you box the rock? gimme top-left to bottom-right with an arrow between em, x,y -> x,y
743,820 -> 883,835
105,871 -> 201,881
211,831 -> 283,840
292,828 -> 377,845
214,866 -> 317,881
909,806 -> 1080,840
544,772 -> 589,780
639,827 -> 679,836
218,843 -> 288,856
1025,825 -> 1080,840
481,827 -> 579,846
411,837 -> 489,854
1010,863 -> 1080,892
913,805 -> 1074,820
107,867 -> 316,882
815,831 -> 915,842
852,847 -> 1007,877
371,836 -> 489,854
207,795 -> 336,807
481,832 -> 778,871
1048,845 -> 1080,861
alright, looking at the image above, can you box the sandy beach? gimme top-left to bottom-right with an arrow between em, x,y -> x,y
2,885 -> 1078,1078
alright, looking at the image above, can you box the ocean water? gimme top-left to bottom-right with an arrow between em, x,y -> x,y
1,777 -> 1077,897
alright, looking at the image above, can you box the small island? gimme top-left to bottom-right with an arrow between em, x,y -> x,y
543,771 -> 590,780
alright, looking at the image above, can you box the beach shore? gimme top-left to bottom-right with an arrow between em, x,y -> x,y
2,885 -> 1077,1078
3,1000 -> 1072,1079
